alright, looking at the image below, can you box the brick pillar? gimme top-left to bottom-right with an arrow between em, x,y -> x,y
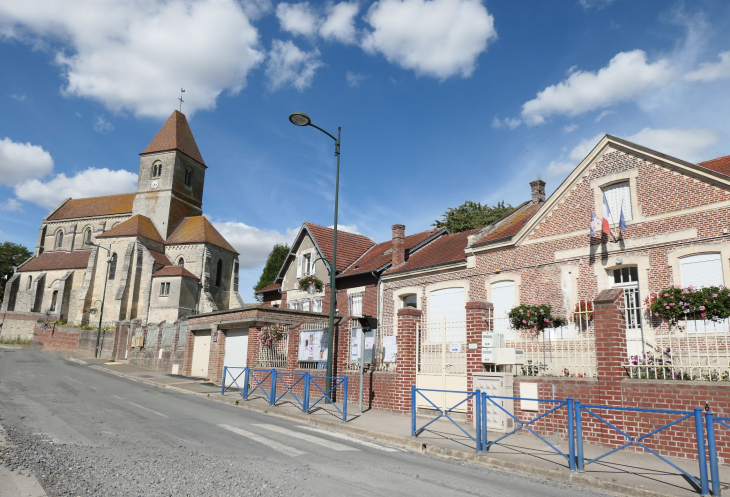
466,300 -> 491,391
208,325 -> 225,383
247,326 -> 260,369
395,308 -> 421,413
182,325 -> 195,376
593,288 -> 629,446
287,324 -> 301,371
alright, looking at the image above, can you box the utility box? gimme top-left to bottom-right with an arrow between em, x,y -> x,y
473,372 -> 514,433
482,332 -> 505,348
481,347 -> 525,365
133,335 -> 144,348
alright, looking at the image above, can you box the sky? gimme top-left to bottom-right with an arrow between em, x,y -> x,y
0,0 -> 729,302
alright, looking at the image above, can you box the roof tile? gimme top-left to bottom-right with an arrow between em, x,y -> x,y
47,193 -> 134,221
698,155 -> 730,177
149,250 -> 172,266
474,202 -> 542,245
256,282 -> 281,294
304,223 -> 375,272
142,110 -> 205,165
17,251 -> 91,272
97,215 -> 164,243
166,216 -> 239,254
384,229 -> 480,275
152,265 -> 199,280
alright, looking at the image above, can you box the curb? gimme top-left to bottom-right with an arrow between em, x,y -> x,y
66,357 -> 88,366
88,365 -> 678,497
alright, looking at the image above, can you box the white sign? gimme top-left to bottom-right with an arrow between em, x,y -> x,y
449,342 -> 461,353
364,336 -> 374,350
351,335 -> 362,361
298,329 -> 328,362
383,336 -> 397,362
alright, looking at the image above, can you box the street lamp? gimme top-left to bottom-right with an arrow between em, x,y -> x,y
85,241 -> 112,358
289,111 -> 341,397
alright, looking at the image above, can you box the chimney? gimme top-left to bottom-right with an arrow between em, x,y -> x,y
391,224 -> 405,267
530,179 -> 546,203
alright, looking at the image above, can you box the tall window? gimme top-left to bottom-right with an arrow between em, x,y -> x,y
50,290 -> 58,312
602,182 -> 633,224
152,161 -> 162,178
313,297 -> 322,313
349,293 -> 363,317
215,259 -> 223,287
184,168 -> 193,187
55,231 -> 64,249
233,260 -> 239,290
177,257 -> 185,268
108,253 -> 118,280
27,275 -> 32,289
160,282 -> 170,296
84,228 -> 92,244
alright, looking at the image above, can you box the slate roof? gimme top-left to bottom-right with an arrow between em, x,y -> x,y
47,193 -> 134,221
304,223 -> 375,273
166,216 -> 239,254
142,110 -> 206,166
384,229 -> 481,275
97,215 -> 165,243
339,228 -> 446,277
152,265 -> 199,280
257,282 -> 281,293
17,251 -> 91,272
470,202 -> 543,247
698,155 -> 730,177
149,250 -> 172,267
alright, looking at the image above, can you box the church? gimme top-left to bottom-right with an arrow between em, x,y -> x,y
1,110 -> 243,325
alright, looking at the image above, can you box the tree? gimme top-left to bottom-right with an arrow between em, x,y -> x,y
253,243 -> 290,302
433,201 -> 513,233
0,242 -> 32,302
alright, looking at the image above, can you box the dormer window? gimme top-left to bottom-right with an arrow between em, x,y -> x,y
152,161 -> 162,178
184,168 -> 193,187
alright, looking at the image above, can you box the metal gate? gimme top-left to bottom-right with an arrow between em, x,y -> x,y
416,315 -> 467,411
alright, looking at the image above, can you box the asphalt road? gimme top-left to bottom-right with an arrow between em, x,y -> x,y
0,347 -> 611,497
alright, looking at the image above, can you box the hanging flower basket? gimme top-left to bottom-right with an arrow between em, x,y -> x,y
507,304 -> 566,339
89,308 -> 98,315
259,324 -> 286,347
298,275 -> 324,293
646,285 -> 730,326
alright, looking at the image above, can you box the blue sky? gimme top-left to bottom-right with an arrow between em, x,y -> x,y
1,0 -> 729,301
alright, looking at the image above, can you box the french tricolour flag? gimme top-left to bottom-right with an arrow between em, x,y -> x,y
602,192 -> 611,233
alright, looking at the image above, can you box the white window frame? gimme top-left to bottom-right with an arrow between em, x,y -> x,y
349,292 -> 363,317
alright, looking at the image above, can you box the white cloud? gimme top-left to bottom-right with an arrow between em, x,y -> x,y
346,71 -> 365,87
623,127 -> 722,163
684,51 -> 730,82
93,116 -> 114,133
545,133 -> 603,177
276,2 -> 320,37
328,223 -> 360,234
492,116 -> 521,129
266,39 -> 324,91
563,123 -> 578,133
579,0 -> 614,9
9,94 -> 25,101
320,2 -> 359,44
0,137 -> 54,186
0,198 -> 22,211
595,109 -> 616,122
362,0 -> 497,79
211,221 -> 296,269
239,0 -> 273,20
0,0 -> 263,118
14,167 -> 138,209
521,50 -> 675,125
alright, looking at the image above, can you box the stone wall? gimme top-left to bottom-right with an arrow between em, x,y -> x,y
0,312 -> 51,341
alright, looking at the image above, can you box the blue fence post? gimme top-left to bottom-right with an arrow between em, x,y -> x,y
411,386 -> 416,437
575,400 -> 584,471
243,367 -> 250,400
694,407 -> 710,496
342,376 -> 348,422
221,366 -> 226,395
481,391 -> 488,451
270,369 -> 277,406
475,390 -> 482,452
567,397 -> 575,472
303,371 -> 310,413
705,412 -> 721,497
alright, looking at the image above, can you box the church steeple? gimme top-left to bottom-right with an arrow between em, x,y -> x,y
141,110 -> 206,166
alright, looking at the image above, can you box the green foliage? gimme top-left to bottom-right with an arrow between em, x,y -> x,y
645,285 -> 730,326
433,200 -> 513,233
507,303 -> 566,338
0,337 -> 32,345
298,275 -> 324,292
253,243 -> 290,302
0,241 -> 32,300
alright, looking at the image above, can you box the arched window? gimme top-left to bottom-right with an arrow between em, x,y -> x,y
215,259 -> 223,287
27,275 -> 32,289
108,253 -> 118,280
152,161 -> 162,178
177,257 -> 185,267
55,231 -> 64,249
84,228 -> 92,244
184,168 -> 193,187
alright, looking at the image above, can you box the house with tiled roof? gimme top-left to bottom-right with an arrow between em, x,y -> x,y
1,110 -> 243,326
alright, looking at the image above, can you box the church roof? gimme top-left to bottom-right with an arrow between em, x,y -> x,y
17,250 -> 91,272
97,215 -> 165,243
149,249 -> 172,266
166,216 -> 238,254
141,110 -> 206,166
152,265 -> 199,280
47,193 -> 134,221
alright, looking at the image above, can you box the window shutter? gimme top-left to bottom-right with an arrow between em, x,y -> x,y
296,255 -> 302,278
680,253 -> 723,288
603,182 -> 633,223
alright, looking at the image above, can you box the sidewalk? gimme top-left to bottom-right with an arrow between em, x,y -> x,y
79,357 -> 729,497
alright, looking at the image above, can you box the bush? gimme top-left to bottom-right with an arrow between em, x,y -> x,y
507,304 -> 566,338
645,285 -> 730,326
298,275 -> 324,293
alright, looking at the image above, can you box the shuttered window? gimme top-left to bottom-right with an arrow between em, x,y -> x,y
491,281 -> 515,339
349,293 -> 363,317
296,256 -> 302,278
603,182 -> 633,223
680,253 -> 723,288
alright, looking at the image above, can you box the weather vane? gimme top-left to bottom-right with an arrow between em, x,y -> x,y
179,88 -> 185,113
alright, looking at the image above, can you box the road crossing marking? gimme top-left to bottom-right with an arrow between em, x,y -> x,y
218,424 -> 305,457
64,376 -> 82,384
254,424 -> 360,452
296,426 -> 399,452
127,402 -> 168,418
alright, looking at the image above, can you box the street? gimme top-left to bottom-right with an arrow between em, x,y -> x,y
0,347 -> 609,496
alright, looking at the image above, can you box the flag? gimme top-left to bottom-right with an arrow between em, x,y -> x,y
590,210 -> 599,237
602,192 -> 611,233
619,203 -> 627,231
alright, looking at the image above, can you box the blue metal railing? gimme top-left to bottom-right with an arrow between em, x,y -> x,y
705,412 -> 729,496
221,366 -> 348,421
480,393 -> 575,471
411,387 -> 482,450
575,402 -> 709,495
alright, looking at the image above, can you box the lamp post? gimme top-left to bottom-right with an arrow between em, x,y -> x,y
86,241 -> 112,358
289,111 -> 340,397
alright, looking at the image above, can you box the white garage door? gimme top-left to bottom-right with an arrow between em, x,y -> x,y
190,332 -> 211,378
492,281 -> 515,339
223,328 -> 249,387
680,253 -> 723,288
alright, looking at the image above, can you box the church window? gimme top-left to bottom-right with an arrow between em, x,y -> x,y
27,275 -> 32,289
215,259 -> 223,287
50,291 -> 58,312
55,231 -> 64,249
160,282 -> 170,296
184,168 -> 193,187
108,253 -> 118,280
152,161 -> 162,178
84,228 -> 92,244
177,257 -> 185,268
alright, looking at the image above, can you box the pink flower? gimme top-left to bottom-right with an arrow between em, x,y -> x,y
700,306 -> 706,311
544,318 -> 549,322
522,320 -> 527,324
665,306 -> 670,310
713,294 -> 718,298
701,313 -> 707,318
664,293 -> 669,297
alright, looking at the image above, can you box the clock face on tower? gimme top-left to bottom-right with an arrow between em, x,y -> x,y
150,179 -> 159,189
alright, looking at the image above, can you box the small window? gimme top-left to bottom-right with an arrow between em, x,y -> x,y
27,275 -> 32,289
152,161 -> 162,178
313,297 -> 322,313
602,181 -> 633,224
302,300 -> 310,312
215,259 -> 223,287
401,294 -> 417,309
349,293 -> 363,317
288,301 -> 298,310
160,282 -> 170,296
108,253 -> 118,280
184,168 -> 193,187
612,266 -> 639,286
55,231 -> 64,249
177,257 -> 185,268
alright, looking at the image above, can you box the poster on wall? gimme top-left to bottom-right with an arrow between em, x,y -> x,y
383,336 -> 397,362
351,328 -> 362,362
298,329 -> 328,362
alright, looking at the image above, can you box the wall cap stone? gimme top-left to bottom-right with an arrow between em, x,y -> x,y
594,288 -> 623,304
